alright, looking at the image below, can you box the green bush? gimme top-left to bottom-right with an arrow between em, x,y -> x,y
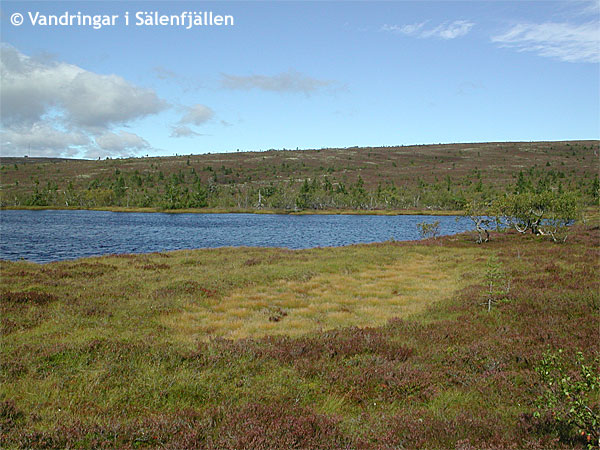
416,220 -> 440,239
534,349 -> 600,447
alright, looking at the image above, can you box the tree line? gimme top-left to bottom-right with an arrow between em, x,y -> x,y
2,165 -> 598,214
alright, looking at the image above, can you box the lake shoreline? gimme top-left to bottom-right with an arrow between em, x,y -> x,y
0,209 -> 473,263
0,205 -> 465,216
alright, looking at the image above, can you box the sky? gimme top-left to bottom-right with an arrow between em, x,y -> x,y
0,0 -> 598,159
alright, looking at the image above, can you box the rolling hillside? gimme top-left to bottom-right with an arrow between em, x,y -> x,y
1,140 -> 598,211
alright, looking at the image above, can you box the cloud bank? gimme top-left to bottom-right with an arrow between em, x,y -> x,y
0,44 -> 167,158
95,131 -> 150,152
0,123 -> 89,157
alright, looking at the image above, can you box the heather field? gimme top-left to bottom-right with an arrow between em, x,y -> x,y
1,222 -> 598,449
1,141 -> 598,212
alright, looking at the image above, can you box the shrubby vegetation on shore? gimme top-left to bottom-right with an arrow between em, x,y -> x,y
1,141 -> 597,212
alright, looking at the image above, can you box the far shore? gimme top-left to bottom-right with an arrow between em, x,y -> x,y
0,205 -> 465,216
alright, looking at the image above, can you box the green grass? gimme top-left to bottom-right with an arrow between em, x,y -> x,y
1,225 -> 599,449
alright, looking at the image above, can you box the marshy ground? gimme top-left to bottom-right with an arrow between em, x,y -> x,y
1,224 -> 599,449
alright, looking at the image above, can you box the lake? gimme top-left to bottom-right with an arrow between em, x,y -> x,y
0,209 -> 474,263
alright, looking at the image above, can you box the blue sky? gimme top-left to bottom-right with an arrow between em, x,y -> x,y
1,1 -> 598,158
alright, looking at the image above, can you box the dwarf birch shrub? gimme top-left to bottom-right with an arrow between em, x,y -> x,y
417,220 -> 441,239
534,349 -> 600,448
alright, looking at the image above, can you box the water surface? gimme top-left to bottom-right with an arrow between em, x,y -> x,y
0,209 -> 473,263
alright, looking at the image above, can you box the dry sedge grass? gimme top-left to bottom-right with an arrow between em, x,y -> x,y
161,248 -> 476,342
0,238 -> 483,436
1,241 -> 480,350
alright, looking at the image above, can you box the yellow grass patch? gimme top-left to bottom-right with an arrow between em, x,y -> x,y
162,249 -> 475,343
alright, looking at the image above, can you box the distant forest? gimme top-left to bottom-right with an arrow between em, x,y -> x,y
1,141 -> 597,211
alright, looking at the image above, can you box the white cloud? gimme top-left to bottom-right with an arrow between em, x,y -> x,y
170,125 -> 203,138
64,72 -> 166,129
423,21 -> 474,39
95,130 -> 150,152
169,104 -> 214,137
220,70 -> 338,95
575,0 -> 600,18
492,21 -> 600,63
381,22 -> 427,36
400,22 -> 427,35
1,45 -> 166,129
0,44 -> 166,158
179,104 -> 214,126
0,122 -> 88,157
382,20 -> 474,39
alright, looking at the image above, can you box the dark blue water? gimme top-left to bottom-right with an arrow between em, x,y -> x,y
0,210 -> 473,263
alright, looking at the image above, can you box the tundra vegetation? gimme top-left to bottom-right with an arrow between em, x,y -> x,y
1,221 -> 598,449
1,140 -> 598,449
0,141 -> 598,213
